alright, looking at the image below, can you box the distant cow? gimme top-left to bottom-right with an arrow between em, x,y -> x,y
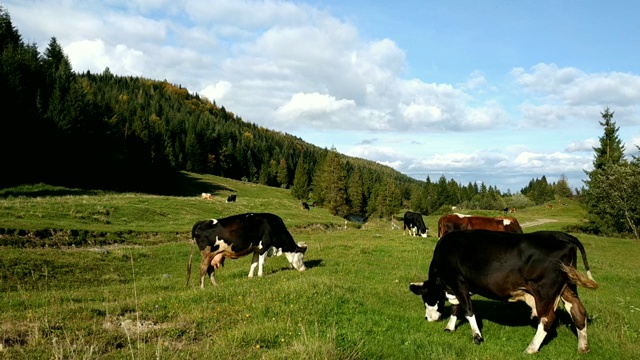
437,213 -> 523,238
226,194 -> 237,203
187,213 -> 307,288
546,204 -> 554,210
510,207 -> 517,213
410,229 -> 597,354
503,207 -> 509,215
201,193 -> 213,200
302,202 -> 310,210
403,211 -> 428,238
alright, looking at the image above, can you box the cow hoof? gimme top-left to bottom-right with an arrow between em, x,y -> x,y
473,334 -> 484,345
578,346 -> 590,354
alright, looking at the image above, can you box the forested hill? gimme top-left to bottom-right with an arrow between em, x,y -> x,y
1,6 -> 420,219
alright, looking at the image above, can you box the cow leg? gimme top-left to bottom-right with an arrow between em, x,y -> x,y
199,248 -> 216,289
248,251 -> 259,278
525,288 -> 561,354
257,251 -> 268,277
561,285 -> 590,353
444,304 -> 458,332
450,290 -> 483,344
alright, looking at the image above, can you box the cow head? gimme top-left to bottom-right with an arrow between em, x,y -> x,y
409,280 -> 445,322
285,242 -> 307,271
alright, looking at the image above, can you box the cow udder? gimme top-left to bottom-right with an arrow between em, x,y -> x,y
211,253 -> 226,269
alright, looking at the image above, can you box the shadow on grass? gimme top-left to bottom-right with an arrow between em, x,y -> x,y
468,299 -> 582,350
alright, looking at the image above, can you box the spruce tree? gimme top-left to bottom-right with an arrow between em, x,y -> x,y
592,107 -> 626,170
291,154 -> 310,200
319,148 -> 348,216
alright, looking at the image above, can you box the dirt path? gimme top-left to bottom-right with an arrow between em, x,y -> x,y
520,219 -> 557,228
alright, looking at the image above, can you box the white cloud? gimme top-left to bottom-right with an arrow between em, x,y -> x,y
566,139 -> 598,153
65,39 -> 145,75
201,81 -> 233,103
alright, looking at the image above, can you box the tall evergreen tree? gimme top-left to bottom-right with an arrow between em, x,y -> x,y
277,158 -> 288,188
318,148 -> 348,216
291,154 -> 310,200
347,166 -> 365,215
592,107 -> 626,170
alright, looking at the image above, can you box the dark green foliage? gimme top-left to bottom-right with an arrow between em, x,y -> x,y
316,148 -> 349,217
584,109 -> 639,239
520,176 -> 555,205
592,107 -> 626,170
291,154 -> 310,200
584,163 -> 640,239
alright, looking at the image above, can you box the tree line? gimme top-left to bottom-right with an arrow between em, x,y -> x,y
3,7 -> 637,237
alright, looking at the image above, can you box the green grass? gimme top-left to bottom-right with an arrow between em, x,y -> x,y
1,173 -> 639,359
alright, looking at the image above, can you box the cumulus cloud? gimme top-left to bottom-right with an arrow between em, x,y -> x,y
201,81 -> 233,103
566,139 -> 598,153
65,39 -> 144,75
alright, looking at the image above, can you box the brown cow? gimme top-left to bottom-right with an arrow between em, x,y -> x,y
438,213 -> 523,238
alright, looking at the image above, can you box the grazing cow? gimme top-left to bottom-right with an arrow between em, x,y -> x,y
510,207 -> 517,213
302,202 -> 310,210
437,213 -> 523,238
201,193 -> 213,200
187,213 -> 307,288
226,194 -> 237,203
403,211 -> 428,238
409,229 -> 597,354
503,207 -> 509,215
546,204 -> 554,210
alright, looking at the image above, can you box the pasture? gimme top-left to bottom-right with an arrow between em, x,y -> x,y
1,173 -> 639,359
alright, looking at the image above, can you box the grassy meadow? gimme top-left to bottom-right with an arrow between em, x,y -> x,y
1,172 -> 640,359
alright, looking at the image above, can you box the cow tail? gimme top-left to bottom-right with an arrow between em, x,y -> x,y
562,233 -> 595,281
561,263 -> 598,289
186,239 -> 194,286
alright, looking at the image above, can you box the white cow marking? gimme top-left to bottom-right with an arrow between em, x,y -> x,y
502,219 -> 511,225
446,292 -> 460,305
425,302 -> 441,322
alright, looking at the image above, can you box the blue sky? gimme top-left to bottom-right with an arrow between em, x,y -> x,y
4,0 -> 639,192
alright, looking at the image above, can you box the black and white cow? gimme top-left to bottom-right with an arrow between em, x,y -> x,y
187,213 -> 307,288
403,211 -> 428,238
301,202 -> 310,210
409,230 -> 597,354
226,194 -> 237,203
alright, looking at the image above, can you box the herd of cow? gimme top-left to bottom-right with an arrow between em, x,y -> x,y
187,209 -> 597,354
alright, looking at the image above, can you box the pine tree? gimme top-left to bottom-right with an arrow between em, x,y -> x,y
347,166 -> 365,215
318,148 -> 348,216
277,158 -> 288,188
592,107 -> 626,170
291,154 -> 310,199
584,108 -> 639,238
554,174 -> 573,198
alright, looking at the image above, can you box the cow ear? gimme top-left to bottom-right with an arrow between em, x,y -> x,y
409,282 -> 426,295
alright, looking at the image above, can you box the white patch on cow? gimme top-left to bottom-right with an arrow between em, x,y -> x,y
284,251 -> 306,271
564,301 -> 573,316
502,219 -> 511,225
466,314 -> 482,340
445,292 -> 460,305
509,289 -> 538,318
454,213 -> 471,218
445,315 -> 457,331
420,230 -> 428,238
577,324 -> 589,353
587,270 -> 594,281
425,302 -> 441,322
210,218 -> 218,224
525,320 -> 548,354
214,236 -> 231,252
